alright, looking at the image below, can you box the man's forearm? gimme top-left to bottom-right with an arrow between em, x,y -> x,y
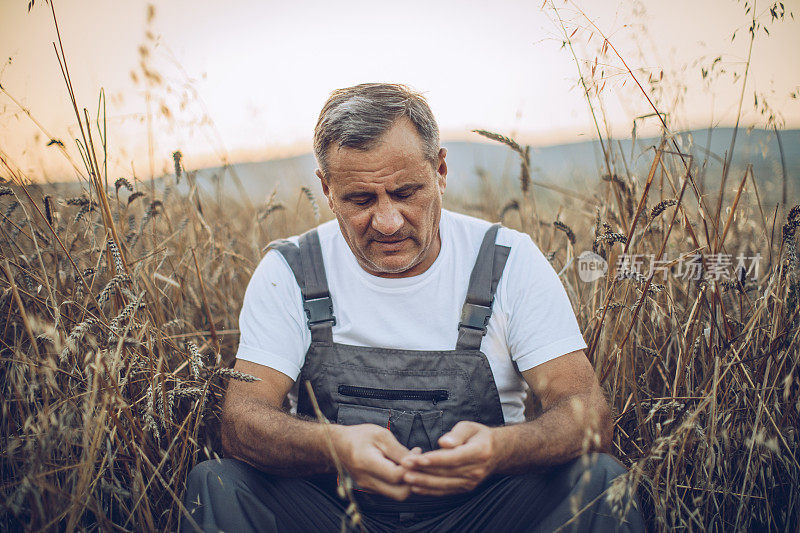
221,397 -> 337,476
490,391 -> 611,474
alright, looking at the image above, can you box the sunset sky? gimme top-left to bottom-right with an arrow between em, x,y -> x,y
1,0 -> 798,181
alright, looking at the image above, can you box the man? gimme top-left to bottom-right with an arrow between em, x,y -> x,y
182,83 -> 643,532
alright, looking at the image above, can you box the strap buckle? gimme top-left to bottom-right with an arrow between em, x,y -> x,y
459,302 -> 492,335
304,296 -> 337,328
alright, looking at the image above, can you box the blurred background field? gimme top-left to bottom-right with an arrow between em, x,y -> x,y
1,0 -> 799,531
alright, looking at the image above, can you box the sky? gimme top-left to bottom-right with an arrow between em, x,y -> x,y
0,0 -> 798,181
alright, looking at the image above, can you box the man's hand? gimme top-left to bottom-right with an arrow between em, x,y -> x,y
400,421 -> 500,496
330,423 -> 417,501
400,350 -> 610,498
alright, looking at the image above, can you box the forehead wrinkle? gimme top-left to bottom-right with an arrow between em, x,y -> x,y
329,158 -> 431,191
329,146 -> 424,172
337,169 -> 416,194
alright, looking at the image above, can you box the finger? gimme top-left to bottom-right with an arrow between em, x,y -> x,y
403,462 -> 480,478
403,470 -> 472,492
362,480 -> 411,501
404,442 -> 485,469
438,421 -> 480,448
369,457 -> 409,485
356,446 -> 409,485
376,432 -> 414,465
400,447 -> 424,468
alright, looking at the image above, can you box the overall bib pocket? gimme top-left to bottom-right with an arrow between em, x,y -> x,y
335,385 -> 447,452
336,403 -> 391,427
338,384 -> 448,404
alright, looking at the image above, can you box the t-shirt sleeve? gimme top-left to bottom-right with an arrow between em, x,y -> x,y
500,232 -> 587,372
235,250 -> 310,380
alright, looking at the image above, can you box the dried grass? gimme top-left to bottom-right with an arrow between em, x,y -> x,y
1,2 -> 797,531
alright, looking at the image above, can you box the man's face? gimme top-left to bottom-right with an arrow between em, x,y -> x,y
317,117 -> 447,278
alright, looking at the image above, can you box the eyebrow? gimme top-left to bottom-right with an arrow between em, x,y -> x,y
341,183 -> 423,201
389,184 -> 423,194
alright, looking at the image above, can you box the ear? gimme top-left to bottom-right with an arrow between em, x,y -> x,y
316,169 -> 335,211
436,148 -> 448,193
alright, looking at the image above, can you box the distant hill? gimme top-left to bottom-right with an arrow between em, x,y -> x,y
38,128 -> 797,207
186,128 -> 798,206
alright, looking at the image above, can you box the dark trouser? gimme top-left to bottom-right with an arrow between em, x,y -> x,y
180,453 -> 644,532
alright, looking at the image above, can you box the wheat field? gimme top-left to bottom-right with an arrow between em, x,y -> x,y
1,2 -> 799,532
1,128 -> 798,530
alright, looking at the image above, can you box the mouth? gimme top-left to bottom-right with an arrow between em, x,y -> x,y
372,237 -> 409,250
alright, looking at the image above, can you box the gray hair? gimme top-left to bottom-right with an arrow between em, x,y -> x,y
313,83 -> 440,177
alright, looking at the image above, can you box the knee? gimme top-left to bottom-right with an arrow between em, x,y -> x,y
182,459 -> 284,533
567,453 -> 627,487
590,453 -> 627,479
188,458 -> 235,481
186,458 -> 256,492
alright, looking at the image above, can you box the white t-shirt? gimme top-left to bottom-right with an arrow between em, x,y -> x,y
236,209 -> 587,423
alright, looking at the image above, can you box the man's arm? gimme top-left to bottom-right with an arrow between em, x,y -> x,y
221,359 -> 415,500
220,359 -> 332,475
494,349 -> 611,471
401,350 -> 610,496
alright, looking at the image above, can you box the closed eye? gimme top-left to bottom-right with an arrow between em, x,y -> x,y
342,185 -> 422,205
391,185 -> 422,199
343,194 -> 374,206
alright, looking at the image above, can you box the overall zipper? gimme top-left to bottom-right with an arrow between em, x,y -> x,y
338,384 -> 449,404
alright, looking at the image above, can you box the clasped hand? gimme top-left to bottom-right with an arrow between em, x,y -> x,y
331,421 -> 499,501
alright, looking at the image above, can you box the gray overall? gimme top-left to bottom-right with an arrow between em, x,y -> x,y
275,224 -> 509,454
181,224 -> 646,532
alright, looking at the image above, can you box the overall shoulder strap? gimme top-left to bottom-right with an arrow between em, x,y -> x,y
266,229 -> 335,344
456,223 -> 511,350
266,239 -> 304,289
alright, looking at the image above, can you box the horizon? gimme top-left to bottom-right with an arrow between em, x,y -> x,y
23,125 -> 797,188
184,124 -> 800,173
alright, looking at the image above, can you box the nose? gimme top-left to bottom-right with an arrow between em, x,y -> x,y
371,197 -> 404,236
